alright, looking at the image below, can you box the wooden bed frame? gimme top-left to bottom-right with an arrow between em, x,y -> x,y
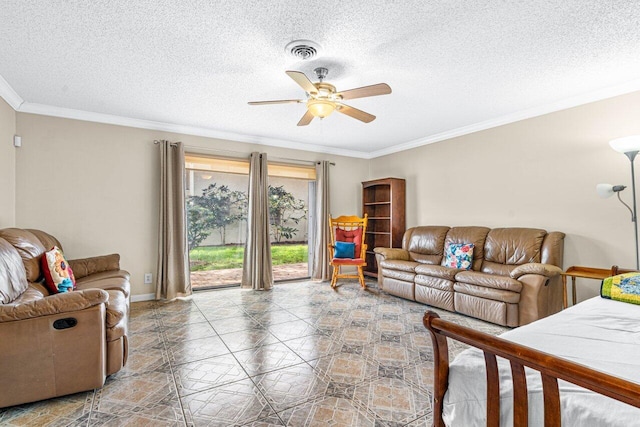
423,310 -> 640,427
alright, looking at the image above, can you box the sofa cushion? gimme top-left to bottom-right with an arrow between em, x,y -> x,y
75,269 -> 130,283
415,275 -> 454,291
443,227 -> 490,270
27,229 -> 63,254
454,282 -> 521,304
442,243 -> 474,270
381,268 -> 416,282
0,229 -> 46,282
404,226 -> 450,264
41,246 -> 76,294
416,285 -> 454,311
381,277 -> 415,300
480,261 -> 516,277
8,285 -> 47,305
0,239 -> 29,304
454,292 -> 519,327
414,264 -> 459,281
68,254 -> 121,280
484,228 -> 546,265
76,273 -> 131,297
455,270 -> 523,293
380,259 -> 419,273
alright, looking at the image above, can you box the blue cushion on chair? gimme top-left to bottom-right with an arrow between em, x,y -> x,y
334,241 -> 356,259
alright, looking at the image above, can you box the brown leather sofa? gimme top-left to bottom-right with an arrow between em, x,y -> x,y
374,226 -> 565,327
0,228 -> 130,408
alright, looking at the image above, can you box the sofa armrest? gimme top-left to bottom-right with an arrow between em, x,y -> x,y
69,254 -> 120,279
0,289 -> 108,322
510,263 -> 562,279
373,247 -> 410,261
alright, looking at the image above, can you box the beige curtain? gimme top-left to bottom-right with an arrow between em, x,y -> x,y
242,152 -> 273,290
156,140 -> 191,300
311,160 -> 331,281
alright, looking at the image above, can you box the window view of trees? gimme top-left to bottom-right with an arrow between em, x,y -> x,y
186,168 -> 311,288
188,183 -> 308,250
187,183 -> 246,250
268,185 -> 307,243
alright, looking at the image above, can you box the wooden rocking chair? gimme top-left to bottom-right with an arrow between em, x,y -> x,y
328,214 -> 368,288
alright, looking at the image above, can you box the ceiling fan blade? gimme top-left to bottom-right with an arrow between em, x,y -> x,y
286,70 -> 318,95
336,103 -> 376,123
297,110 -> 314,126
248,99 -> 303,105
338,83 -> 392,100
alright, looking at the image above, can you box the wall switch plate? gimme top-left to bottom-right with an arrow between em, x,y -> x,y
144,273 -> 153,284
13,135 -> 21,147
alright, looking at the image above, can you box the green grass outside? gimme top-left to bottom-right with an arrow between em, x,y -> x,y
189,244 -> 308,271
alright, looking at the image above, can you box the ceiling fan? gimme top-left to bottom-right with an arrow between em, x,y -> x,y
248,67 -> 391,126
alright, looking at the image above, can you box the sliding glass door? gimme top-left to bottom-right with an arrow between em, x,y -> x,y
185,155 -> 315,289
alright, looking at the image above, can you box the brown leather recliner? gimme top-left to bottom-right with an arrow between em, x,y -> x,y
374,226 -> 565,327
0,228 -> 130,408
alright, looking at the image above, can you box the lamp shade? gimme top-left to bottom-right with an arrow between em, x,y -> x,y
597,183 -> 615,198
609,135 -> 640,154
596,183 -> 627,198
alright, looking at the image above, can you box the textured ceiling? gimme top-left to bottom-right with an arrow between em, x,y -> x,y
1,1 -> 640,157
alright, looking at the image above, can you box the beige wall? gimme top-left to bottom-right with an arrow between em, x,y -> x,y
369,90 -> 640,301
0,98 -> 16,227
14,114 -> 368,297
10,89 -> 640,300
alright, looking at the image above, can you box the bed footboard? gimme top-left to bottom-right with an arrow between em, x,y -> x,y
423,311 -> 640,427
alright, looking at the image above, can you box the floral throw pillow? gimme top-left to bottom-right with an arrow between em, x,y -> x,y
41,246 -> 76,293
443,243 -> 474,270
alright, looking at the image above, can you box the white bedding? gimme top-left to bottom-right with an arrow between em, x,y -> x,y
443,297 -> 640,426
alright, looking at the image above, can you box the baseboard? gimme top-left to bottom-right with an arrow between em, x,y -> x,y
131,293 -> 156,302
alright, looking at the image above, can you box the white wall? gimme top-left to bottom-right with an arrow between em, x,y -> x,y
14,113 -> 368,297
368,90 -> 640,301
0,98 -> 16,227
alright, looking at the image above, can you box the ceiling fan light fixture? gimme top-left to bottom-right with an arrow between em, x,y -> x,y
307,99 -> 336,118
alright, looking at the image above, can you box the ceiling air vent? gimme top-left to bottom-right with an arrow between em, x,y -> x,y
285,40 -> 322,60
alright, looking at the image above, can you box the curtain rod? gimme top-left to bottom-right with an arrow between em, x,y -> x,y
154,140 -> 335,166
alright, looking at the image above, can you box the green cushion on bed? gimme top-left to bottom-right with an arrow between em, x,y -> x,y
601,272 -> 640,305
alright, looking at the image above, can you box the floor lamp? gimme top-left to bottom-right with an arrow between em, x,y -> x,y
599,135 -> 640,270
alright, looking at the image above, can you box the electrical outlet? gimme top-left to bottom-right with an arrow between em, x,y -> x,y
144,273 -> 153,284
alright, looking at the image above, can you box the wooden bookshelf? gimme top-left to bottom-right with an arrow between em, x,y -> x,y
362,178 -> 406,278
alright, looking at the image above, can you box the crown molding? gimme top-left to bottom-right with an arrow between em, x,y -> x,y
0,74 -> 24,110
368,78 -> 640,159
4,73 -> 640,160
16,102 -> 371,159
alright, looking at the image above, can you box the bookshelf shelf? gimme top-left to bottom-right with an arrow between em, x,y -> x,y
362,178 -> 406,278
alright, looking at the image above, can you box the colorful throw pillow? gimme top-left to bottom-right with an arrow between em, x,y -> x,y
443,243 -> 474,270
334,241 -> 356,259
601,273 -> 640,305
41,246 -> 76,293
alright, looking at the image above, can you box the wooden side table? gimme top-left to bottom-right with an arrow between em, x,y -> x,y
560,266 -> 615,308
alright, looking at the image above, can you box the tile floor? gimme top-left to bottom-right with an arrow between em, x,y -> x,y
0,280 -> 507,426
